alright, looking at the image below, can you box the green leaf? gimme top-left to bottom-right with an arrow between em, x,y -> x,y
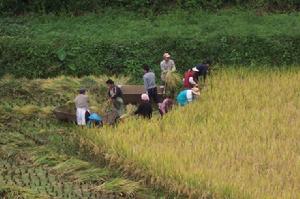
57,48 -> 66,61
68,64 -> 76,71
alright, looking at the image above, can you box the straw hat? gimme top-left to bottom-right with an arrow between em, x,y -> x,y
191,87 -> 200,96
163,52 -> 171,58
141,93 -> 150,101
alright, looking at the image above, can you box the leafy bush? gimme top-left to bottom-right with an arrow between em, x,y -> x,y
0,0 -> 299,15
1,11 -> 299,79
1,35 -> 299,79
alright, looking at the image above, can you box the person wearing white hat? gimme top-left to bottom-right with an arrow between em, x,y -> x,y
183,67 -> 199,89
134,93 -> 153,119
160,52 -> 176,82
176,87 -> 200,106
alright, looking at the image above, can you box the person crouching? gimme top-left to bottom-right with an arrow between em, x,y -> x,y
158,96 -> 173,116
134,94 -> 153,119
176,87 -> 200,106
74,88 -> 89,127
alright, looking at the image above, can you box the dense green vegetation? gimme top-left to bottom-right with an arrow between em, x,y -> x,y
1,0 -> 299,15
1,10 -> 300,79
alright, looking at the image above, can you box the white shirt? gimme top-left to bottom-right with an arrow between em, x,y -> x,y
160,59 -> 176,72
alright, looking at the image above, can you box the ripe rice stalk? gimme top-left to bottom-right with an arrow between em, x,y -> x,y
92,178 -> 142,195
165,71 -> 181,89
51,158 -> 91,177
81,68 -> 300,199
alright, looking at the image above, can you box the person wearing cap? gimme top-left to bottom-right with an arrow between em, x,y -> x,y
143,64 -> 159,103
176,87 -> 200,106
195,59 -> 212,83
134,93 -> 153,119
74,88 -> 89,127
160,52 -> 176,82
106,79 -> 124,117
183,67 -> 199,89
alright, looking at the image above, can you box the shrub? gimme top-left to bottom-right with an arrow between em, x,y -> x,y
1,35 -> 299,79
0,0 -> 299,15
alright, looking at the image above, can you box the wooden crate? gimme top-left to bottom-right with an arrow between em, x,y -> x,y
119,85 -> 164,104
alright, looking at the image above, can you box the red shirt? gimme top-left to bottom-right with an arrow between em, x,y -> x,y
183,70 -> 196,88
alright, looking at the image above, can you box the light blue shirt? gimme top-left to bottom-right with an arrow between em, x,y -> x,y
143,71 -> 156,90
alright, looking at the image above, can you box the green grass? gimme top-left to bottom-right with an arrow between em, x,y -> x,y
1,9 -> 299,43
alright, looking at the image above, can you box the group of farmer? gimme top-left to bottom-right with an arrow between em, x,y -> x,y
74,52 -> 211,126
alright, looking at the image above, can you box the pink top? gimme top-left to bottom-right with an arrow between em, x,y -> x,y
158,98 -> 173,114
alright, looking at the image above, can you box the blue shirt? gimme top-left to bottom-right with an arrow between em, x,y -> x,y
176,90 -> 193,106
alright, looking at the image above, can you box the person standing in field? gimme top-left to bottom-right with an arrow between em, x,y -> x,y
183,67 -> 199,89
176,87 -> 200,106
74,88 -> 89,127
143,64 -> 159,103
134,94 -> 153,119
106,79 -> 124,117
160,52 -> 176,82
195,59 -> 212,84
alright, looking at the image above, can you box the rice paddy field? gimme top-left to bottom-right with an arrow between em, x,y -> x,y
0,75 -> 163,198
1,67 -> 299,198
81,68 -> 300,198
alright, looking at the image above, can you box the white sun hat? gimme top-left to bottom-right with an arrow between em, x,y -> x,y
192,67 -> 199,72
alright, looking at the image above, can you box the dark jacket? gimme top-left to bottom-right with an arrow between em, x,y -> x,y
108,85 -> 123,99
134,101 -> 152,119
196,64 -> 209,82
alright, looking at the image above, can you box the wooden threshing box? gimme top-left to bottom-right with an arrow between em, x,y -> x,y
119,85 -> 165,104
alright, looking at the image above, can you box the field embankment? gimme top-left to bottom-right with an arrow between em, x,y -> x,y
1,10 -> 300,78
79,68 -> 300,198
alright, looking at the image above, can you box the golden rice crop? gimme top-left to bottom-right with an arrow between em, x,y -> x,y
82,68 -> 300,198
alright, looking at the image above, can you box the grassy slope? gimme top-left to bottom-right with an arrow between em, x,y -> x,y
80,68 -> 300,198
1,9 -> 300,42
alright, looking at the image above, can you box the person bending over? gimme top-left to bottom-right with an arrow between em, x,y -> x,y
183,67 -> 199,89
195,59 -> 212,84
176,87 -> 200,106
134,94 -> 153,119
158,96 -> 173,116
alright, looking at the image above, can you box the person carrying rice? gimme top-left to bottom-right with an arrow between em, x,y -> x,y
160,52 -> 176,82
106,79 -> 124,117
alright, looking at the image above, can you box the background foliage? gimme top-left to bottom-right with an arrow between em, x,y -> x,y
0,0 -> 299,15
1,10 -> 300,79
